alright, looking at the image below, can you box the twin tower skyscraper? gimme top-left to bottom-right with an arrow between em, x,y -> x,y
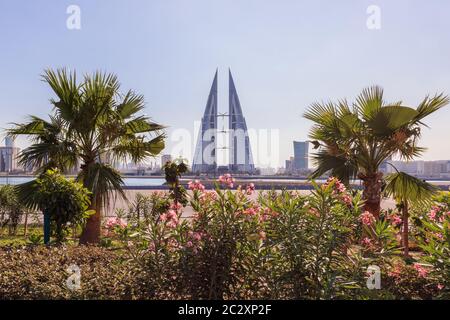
192,69 -> 255,174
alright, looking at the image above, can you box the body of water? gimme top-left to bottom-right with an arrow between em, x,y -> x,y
1,176 -> 449,189
0,176 -> 166,187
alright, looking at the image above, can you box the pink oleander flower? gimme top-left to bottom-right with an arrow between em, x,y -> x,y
167,209 -> 177,219
428,209 -> 437,221
245,183 -> 255,195
170,202 -> 182,210
260,208 -> 278,221
438,284 -> 445,290
199,190 -> 217,204
389,213 -> 402,226
413,263 -> 429,278
341,194 -> 352,206
308,207 -> 320,217
188,180 -> 206,191
433,231 -> 444,240
160,209 -> 179,228
105,217 -> 127,230
325,177 -> 346,194
361,237 -> 372,247
192,232 -> 202,241
243,206 -> 259,216
388,264 -> 402,278
218,173 -> 235,188
186,241 -> 193,248
259,231 -> 266,241
359,211 -> 375,226
167,220 -> 178,229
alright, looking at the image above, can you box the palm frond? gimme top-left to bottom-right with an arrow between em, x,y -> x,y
309,149 -> 358,185
77,163 -> 126,209
354,85 -> 384,120
384,172 -> 438,205
414,93 -> 449,125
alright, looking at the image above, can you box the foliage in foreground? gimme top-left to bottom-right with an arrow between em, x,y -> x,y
0,177 -> 448,300
304,86 -> 448,216
8,68 -> 165,244
16,169 -> 93,243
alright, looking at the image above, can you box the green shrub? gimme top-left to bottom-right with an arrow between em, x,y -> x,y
17,169 -> 93,243
0,185 -> 30,235
0,246 -> 143,299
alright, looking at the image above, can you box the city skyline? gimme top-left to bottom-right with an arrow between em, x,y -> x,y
1,1 -> 450,166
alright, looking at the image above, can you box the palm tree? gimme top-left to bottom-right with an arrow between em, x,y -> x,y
8,69 -> 165,244
304,86 -> 448,217
384,171 -> 438,257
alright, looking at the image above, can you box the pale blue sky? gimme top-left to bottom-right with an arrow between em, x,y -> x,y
0,0 -> 449,167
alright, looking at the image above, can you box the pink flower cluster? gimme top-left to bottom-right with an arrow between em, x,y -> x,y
413,263 -> 429,278
258,231 -> 266,241
427,206 -> 449,223
359,211 -> 375,226
341,194 -> 352,206
361,237 -> 373,248
186,230 -> 206,253
188,180 -> 206,192
105,217 -> 127,230
170,202 -> 182,211
245,183 -> 255,195
388,213 -> 402,226
388,263 -> 403,278
218,173 -> 235,188
160,209 -> 180,228
323,177 -> 353,205
261,207 -> 279,221
308,207 -> 320,217
242,205 -> 260,216
199,190 -> 217,205
324,177 -> 347,194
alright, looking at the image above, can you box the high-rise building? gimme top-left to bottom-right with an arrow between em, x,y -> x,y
0,137 -> 20,172
228,69 -> 255,173
192,69 -> 254,174
285,157 -> 294,173
293,141 -> 309,170
192,70 -> 218,173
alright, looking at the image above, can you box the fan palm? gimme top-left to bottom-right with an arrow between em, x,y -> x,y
304,86 -> 448,217
8,69 -> 165,244
384,171 -> 438,257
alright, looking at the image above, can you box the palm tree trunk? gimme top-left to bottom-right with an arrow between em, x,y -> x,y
79,197 -> 102,244
23,211 -> 29,236
402,201 -> 409,257
360,172 -> 383,218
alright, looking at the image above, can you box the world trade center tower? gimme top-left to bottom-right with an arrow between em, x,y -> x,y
192,69 -> 254,174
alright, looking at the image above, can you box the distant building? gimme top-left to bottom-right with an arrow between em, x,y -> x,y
293,141 -> 309,170
386,160 -> 450,178
259,167 -> 276,175
161,154 -> 172,168
285,157 -> 294,173
0,137 -> 20,172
